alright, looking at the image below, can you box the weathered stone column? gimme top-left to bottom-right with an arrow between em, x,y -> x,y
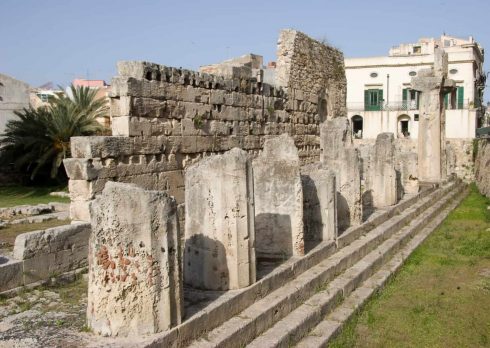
301,163 -> 337,242
320,117 -> 362,231
87,182 -> 182,337
184,148 -> 255,290
371,133 -> 397,208
253,134 -> 304,258
411,48 -> 454,183
320,117 -> 352,163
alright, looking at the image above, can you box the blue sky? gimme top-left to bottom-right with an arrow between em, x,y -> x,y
1,0 -> 489,101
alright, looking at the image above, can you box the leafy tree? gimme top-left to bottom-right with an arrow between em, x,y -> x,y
0,85 -> 108,180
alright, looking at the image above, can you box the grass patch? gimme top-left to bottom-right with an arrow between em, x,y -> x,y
55,276 -> 88,306
0,185 -> 69,208
330,184 -> 490,348
0,219 -> 70,250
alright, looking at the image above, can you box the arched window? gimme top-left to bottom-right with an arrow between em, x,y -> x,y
351,115 -> 363,139
397,114 -> 411,138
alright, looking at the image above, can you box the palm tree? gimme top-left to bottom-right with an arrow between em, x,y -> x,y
0,85 -> 108,180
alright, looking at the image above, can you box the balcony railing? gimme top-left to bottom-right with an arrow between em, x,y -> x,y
347,99 -> 471,112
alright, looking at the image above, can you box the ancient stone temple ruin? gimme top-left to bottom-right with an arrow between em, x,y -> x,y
55,29 -> 469,346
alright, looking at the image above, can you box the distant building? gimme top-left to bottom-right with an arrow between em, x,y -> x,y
30,82 -> 62,109
345,35 -> 486,140
0,73 -> 30,133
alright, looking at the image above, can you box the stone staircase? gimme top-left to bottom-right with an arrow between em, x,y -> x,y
139,180 -> 466,348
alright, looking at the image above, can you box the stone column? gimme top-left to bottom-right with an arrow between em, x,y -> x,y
371,133 -> 397,208
87,182 -> 182,337
253,134 -> 304,258
320,117 -> 352,163
301,163 -> 337,242
411,48 -> 454,183
184,148 -> 255,290
320,117 -> 362,231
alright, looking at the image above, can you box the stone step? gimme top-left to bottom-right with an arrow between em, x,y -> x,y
296,185 -> 468,348
246,182 -> 466,348
141,181 -> 440,348
186,181 -> 462,348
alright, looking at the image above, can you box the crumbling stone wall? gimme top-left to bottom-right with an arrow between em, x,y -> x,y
65,30 -> 347,222
475,138 -> 490,197
276,29 -> 347,118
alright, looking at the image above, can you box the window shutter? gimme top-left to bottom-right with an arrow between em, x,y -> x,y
364,90 -> 369,111
402,88 -> 408,110
444,92 -> 449,108
457,86 -> 464,109
378,89 -> 383,109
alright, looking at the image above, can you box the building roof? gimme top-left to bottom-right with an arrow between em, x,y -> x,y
72,79 -> 109,88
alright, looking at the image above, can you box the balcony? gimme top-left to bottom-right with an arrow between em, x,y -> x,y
347,99 -> 471,112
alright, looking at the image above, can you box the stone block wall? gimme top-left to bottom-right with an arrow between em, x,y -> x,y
65,29 -> 347,222
0,223 -> 90,293
276,29 -> 347,118
475,138 -> 490,197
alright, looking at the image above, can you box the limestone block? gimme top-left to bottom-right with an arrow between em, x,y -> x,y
396,152 -> 419,195
253,134 -> 304,258
320,117 -> 361,231
69,180 -> 102,201
87,182 -> 182,336
13,222 -> 90,260
111,116 -> 132,136
411,49 -> 450,184
110,96 -> 132,117
335,148 -> 362,231
70,136 -> 134,158
320,117 -> 352,163
184,148 -> 255,290
301,163 -> 337,242
13,223 -> 90,285
70,200 -> 92,222
371,133 -> 397,208
63,158 -> 103,181
0,260 -> 23,292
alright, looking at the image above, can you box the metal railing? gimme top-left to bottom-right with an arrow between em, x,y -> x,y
476,126 -> 490,138
347,99 -> 472,112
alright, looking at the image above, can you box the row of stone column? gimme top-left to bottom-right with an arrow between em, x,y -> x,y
184,134 -> 337,291
85,121 -> 400,337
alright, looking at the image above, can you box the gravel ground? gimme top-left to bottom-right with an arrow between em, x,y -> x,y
0,277 -> 97,348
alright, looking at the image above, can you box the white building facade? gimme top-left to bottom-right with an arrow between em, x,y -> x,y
345,35 -> 485,140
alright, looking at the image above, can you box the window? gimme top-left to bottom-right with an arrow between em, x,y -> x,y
414,114 -> 419,121
364,89 -> 383,111
449,69 -> 458,74
351,115 -> 363,139
397,115 -> 411,138
402,88 -> 419,110
409,71 -> 417,76
413,46 -> 421,54
370,72 -> 378,78
40,94 -> 49,102
456,86 -> 464,109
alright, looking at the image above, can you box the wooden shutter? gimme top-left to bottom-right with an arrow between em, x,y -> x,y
378,89 -> 383,110
402,88 -> 408,110
364,90 -> 369,111
457,86 -> 464,109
